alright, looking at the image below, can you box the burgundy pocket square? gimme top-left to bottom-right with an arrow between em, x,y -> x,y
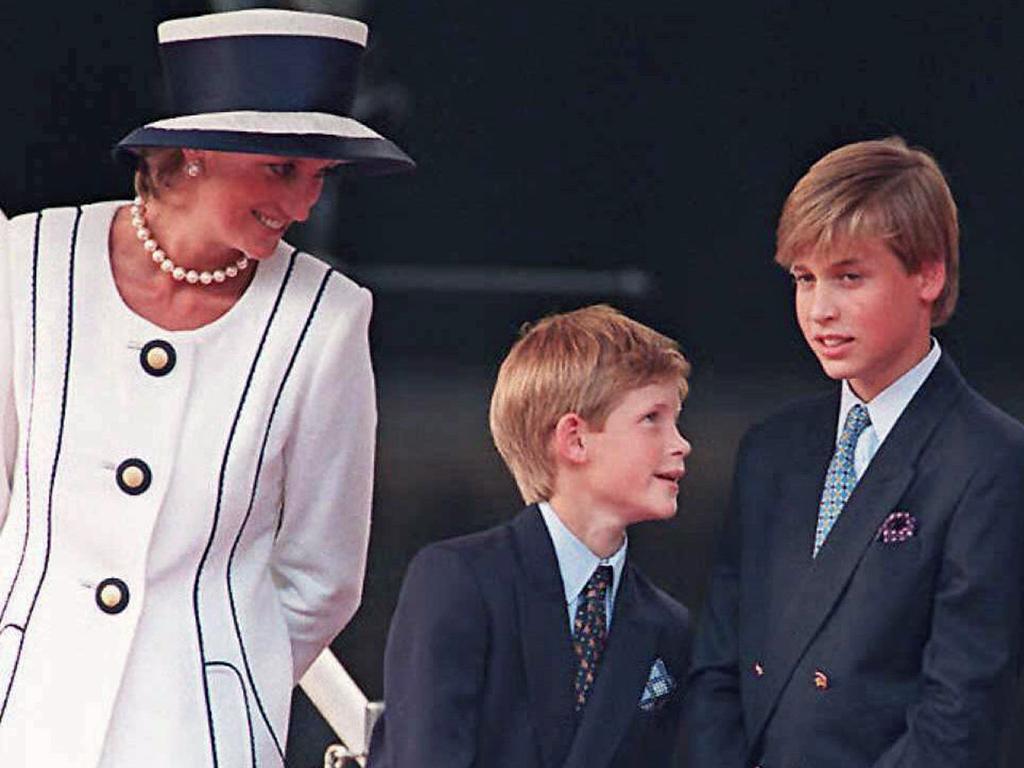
877,511 -> 917,544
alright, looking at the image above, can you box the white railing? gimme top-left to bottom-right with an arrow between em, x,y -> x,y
299,648 -> 383,767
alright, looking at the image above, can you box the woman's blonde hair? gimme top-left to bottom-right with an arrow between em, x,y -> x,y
489,304 -> 690,504
132,147 -> 187,200
776,136 -> 959,325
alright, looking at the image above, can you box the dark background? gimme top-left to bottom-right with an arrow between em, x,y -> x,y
4,2 -> 1024,765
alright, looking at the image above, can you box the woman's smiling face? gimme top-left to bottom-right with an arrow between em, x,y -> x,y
182,150 -> 341,259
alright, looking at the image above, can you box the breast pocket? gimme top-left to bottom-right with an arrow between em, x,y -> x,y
845,527 -> 935,645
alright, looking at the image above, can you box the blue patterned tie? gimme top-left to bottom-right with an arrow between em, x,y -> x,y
814,404 -> 871,557
572,565 -> 613,712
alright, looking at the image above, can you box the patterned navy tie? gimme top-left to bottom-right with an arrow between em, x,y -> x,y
814,404 -> 871,557
572,565 -> 613,712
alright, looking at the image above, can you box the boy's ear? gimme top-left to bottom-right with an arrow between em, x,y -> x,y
552,413 -> 589,465
917,258 -> 946,303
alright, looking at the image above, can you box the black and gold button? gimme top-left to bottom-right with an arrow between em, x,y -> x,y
140,340 -> 176,377
96,577 -> 130,614
116,458 -> 152,495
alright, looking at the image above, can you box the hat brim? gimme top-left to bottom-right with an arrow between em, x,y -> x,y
115,112 -> 415,176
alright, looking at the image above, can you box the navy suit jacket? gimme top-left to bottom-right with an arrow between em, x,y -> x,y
686,354 -> 1024,768
367,505 -> 691,768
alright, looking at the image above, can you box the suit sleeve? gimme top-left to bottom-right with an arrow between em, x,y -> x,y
871,446 -> 1024,768
369,545 -> 488,768
684,433 -> 753,768
272,283 -> 376,681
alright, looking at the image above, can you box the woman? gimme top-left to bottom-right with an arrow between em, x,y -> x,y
0,9 -> 413,766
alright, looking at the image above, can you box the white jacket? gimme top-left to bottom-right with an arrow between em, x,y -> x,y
0,201 -> 375,766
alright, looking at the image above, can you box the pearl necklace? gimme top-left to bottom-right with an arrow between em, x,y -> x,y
130,197 -> 249,285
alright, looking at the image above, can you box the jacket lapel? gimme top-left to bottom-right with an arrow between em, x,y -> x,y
562,564 -> 660,768
764,400 -> 836,612
747,354 -> 966,746
512,506 -> 578,768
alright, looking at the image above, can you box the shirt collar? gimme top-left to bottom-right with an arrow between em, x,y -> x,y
538,501 -> 627,607
838,338 -> 942,445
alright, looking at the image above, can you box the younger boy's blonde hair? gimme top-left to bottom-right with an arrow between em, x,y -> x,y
776,136 -> 959,325
489,304 -> 690,504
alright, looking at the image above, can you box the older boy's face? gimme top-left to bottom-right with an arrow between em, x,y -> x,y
582,380 -> 691,524
790,237 -> 943,402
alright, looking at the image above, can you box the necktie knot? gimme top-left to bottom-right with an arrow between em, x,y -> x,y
839,404 -> 871,452
582,565 -> 613,602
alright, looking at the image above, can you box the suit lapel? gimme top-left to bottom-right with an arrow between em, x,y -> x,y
748,354 -> 966,746
512,506 -> 578,768
562,564 -> 660,768
765,400 -> 836,612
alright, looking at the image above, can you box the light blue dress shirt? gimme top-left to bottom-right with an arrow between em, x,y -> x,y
538,501 -> 627,633
837,339 -> 942,478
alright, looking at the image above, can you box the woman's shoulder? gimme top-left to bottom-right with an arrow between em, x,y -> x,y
277,245 -> 372,317
260,249 -> 374,386
9,199 -> 122,221
3,202 -> 122,282
6,200 -> 123,241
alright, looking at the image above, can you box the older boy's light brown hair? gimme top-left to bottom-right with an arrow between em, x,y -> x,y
776,136 -> 959,325
489,304 -> 690,504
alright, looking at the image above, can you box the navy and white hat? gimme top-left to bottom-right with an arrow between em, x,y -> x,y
116,9 -> 414,175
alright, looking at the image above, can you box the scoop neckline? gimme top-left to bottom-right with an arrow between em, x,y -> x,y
96,200 -> 286,340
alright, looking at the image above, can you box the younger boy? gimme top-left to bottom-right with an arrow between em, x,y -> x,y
368,305 -> 692,768
687,137 -> 1024,768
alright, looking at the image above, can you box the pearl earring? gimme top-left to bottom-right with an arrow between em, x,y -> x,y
185,161 -> 202,178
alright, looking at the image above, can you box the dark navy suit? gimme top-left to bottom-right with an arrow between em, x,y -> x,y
368,505 -> 690,768
687,354 -> 1024,768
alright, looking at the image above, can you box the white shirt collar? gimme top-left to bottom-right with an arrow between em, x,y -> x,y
538,501 -> 627,608
838,338 -> 942,445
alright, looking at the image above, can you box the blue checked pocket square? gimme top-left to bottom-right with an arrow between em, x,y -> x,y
638,657 -> 676,712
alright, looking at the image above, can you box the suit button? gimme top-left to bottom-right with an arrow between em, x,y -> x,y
753,661 -> 765,677
814,669 -> 829,690
116,458 -> 152,495
96,578 -> 129,614
140,340 -> 176,377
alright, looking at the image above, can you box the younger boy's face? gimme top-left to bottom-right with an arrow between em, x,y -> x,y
790,237 -> 943,402
582,380 -> 691,525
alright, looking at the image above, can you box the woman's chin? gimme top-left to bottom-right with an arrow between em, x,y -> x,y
243,239 -> 280,260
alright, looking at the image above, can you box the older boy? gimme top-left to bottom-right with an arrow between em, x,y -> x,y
368,305 -> 692,768
687,137 -> 1024,768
